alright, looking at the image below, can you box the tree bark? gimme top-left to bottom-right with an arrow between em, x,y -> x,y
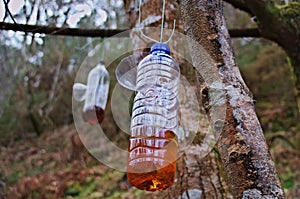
179,0 -> 285,198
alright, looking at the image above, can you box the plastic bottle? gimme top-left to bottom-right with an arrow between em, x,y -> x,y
73,61 -> 110,124
127,43 -> 180,191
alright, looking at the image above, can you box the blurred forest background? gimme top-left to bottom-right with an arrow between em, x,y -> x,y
0,0 -> 299,198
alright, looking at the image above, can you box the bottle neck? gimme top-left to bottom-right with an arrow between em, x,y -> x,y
152,50 -> 168,55
150,43 -> 170,55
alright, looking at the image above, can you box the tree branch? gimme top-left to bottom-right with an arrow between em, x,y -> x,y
223,0 -> 253,15
1,22 -> 260,38
3,0 -> 19,24
229,28 -> 260,38
0,22 -> 129,37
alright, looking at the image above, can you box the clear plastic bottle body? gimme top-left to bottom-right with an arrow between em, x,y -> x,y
127,44 -> 180,191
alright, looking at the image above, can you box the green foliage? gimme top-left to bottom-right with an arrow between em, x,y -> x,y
65,181 -> 82,197
234,40 -> 261,68
236,41 -> 298,132
0,106 -> 19,144
63,171 -> 125,199
7,171 -> 21,185
79,178 -> 99,197
275,2 -> 300,18
280,172 -> 295,189
273,2 -> 300,32
0,35 -> 91,141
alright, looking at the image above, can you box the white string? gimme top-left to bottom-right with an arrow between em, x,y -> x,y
165,19 -> 176,44
160,0 -> 166,43
138,0 -> 158,43
138,0 -> 176,44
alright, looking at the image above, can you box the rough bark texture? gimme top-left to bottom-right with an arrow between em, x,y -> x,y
124,0 -> 232,198
179,0 -> 285,198
224,0 -> 300,114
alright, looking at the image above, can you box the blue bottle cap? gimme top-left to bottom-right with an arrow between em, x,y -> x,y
150,43 -> 171,55
99,61 -> 105,65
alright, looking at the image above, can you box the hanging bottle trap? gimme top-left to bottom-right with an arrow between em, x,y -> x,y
116,0 -> 179,191
73,61 -> 110,125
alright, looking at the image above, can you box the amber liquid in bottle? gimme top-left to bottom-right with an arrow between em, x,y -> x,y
82,105 -> 105,125
127,130 -> 178,191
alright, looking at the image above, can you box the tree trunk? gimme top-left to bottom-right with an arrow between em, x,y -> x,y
179,0 -> 285,198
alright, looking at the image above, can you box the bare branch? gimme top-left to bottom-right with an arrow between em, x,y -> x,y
223,0 -> 253,15
229,28 -> 260,38
25,0 -> 36,24
0,22 -> 129,37
1,22 -> 260,38
49,47 -> 63,102
3,0 -> 19,24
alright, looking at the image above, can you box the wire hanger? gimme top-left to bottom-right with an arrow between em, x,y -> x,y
138,0 -> 176,43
